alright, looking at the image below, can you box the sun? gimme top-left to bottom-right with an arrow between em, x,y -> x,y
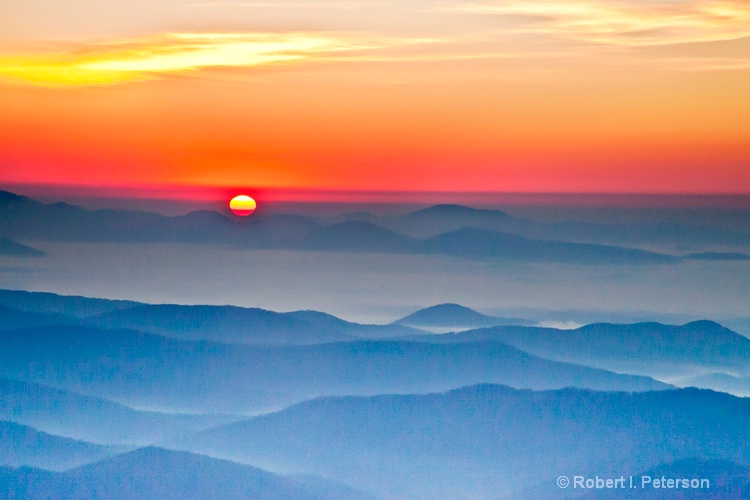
229,195 -> 257,216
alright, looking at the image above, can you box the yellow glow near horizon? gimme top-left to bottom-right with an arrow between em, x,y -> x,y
0,33 -> 366,87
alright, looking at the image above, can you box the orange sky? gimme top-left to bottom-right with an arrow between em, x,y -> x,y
1,0 -> 749,198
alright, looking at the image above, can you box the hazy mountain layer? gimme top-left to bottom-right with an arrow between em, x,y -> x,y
394,303 -> 532,328
0,305 -> 78,330
0,325 -> 667,413
341,203 -> 750,249
171,385 -> 750,499
0,379 -> 239,445
676,373 -> 750,397
406,320 -> 750,381
84,304 -> 356,344
85,304 -> 421,344
0,421 -> 122,471
0,447 -> 373,499
0,289 -> 141,319
0,290 -> 422,344
0,190 -> 710,264
0,237 -> 44,257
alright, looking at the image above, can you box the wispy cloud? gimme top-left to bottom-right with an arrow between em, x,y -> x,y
0,32 -> 378,87
3,2 -> 747,87
441,0 -> 750,46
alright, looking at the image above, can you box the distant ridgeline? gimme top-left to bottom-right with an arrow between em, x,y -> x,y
1,288 -> 750,498
2,189 -> 749,263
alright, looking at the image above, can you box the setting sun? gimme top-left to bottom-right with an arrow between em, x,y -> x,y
229,194 -> 257,216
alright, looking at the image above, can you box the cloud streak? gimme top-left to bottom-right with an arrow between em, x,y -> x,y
3,2 -> 748,87
442,0 -> 750,46
0,32 -> 375,87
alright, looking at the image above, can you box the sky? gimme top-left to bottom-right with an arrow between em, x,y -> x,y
1,0 -> 749,199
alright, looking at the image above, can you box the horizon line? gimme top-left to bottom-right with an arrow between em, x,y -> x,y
3,182 -> 750,208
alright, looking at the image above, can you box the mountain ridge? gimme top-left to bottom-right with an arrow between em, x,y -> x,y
0,421 -> 123,471
0,447 -> 374,499
170,384 -> 750,498
0,324 -> 669,413
0,190 -> 718,264
394,303 -> 531,328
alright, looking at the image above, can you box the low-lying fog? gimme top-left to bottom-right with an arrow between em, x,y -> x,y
2,242 -> 748,331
